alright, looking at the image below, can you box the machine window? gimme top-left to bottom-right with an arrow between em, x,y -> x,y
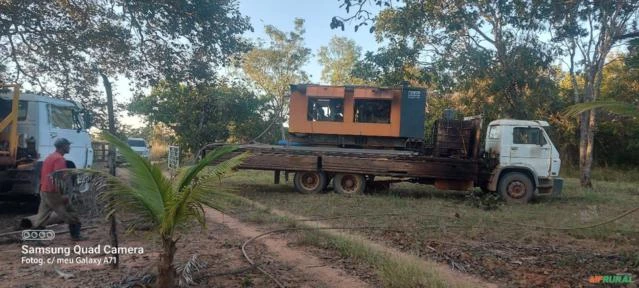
513,127 -> 544,145
488,126 -> 500,139
0,99 -> 29,121
307,98 -> 343,122
354,99 -> 391,123
18,101 -> 28,121
50,105 -> 79,129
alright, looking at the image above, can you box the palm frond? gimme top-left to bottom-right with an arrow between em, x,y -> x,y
162,147 -> 245,235
564,100 -> 639,118
197,152 -> 250,188
174,145 -> 239,192
192,152 -> 250,201
55,168 -> 162,226
101,132 -> 172,220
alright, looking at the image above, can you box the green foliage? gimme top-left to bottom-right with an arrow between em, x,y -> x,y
561,55 -> 639,166
0,0 -> 252,129
317,36 -> 367,85
241,18 -> 311,143
341,0 -> 561,120
95,132 -> 246,235
128,81 -> 267,152
91,131 -> 246,287
334,0 -> 639,170
564,100 -> 639,118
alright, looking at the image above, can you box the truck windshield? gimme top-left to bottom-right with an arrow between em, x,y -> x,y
50,104 -> 82,130
0,99 -> 28,121
127,140 -> 146,147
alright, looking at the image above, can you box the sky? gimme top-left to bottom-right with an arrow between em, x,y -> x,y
238,0 -> 381,82
118,0 -> 382,128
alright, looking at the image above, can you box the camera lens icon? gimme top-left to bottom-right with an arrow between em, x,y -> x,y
21,230 -> 55,241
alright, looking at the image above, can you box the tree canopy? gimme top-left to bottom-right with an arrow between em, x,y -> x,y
241,18 -> 311,142
128,81 -> 266,152
1,0 -> 252,128
332,0 -> 639,184
317,36 -> 366,85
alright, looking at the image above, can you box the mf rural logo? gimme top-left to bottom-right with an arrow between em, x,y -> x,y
588,274 -> 633,284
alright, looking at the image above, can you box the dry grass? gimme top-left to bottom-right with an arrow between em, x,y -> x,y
150,140 -> 168,161
216,169 -> 639,286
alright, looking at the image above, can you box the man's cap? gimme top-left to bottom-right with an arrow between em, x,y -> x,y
54,138 -> 72,148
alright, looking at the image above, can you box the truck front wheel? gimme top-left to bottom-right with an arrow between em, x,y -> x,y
293,171 -> 327,194
334,173 -> 366,195
498,172 -> 534,204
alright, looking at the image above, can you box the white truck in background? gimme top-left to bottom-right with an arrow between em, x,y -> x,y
0,84 -> 94,200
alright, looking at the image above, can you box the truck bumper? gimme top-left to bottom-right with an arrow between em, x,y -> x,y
551,177 -> 564,196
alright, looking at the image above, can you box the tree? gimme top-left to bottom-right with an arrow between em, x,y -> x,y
333,0 -> 559,121
549,1 -> 639,187
317,36 -> 366,85
0,0 -> 252,128
129,81 -> 267,152
241,18 -> 311,142
92,132 -> 247,288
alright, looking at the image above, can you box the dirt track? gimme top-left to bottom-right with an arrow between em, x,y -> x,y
0,202 -> 376,287
205,207 -> 371,288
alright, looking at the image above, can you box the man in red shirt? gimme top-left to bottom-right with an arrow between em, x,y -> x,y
33,138 -> 84,241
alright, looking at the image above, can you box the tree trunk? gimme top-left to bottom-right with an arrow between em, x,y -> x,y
579,110 -> 593,187
156,236 -> 177,288
578,74 -> 597,188
100,72 -> 120,266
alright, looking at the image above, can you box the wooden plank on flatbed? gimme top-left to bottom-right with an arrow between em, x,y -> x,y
321,156 -> 477,180
239,153 -> 318,172
212,144 -> 478,180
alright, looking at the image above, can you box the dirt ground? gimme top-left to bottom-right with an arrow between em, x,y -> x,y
0,200 -> 380,288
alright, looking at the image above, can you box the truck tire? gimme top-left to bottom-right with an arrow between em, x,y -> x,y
498,172 -> 534,204
293,171 -> 327,194
334,173 -> 366,195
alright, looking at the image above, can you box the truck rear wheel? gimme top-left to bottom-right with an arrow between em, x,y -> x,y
498,172 -> 534,204
293,171 -> 327,194
334,173 -> 366,194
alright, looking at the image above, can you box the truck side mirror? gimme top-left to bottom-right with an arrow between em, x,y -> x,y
82,110 -> 93,129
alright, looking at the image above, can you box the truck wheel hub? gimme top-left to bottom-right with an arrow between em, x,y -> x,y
507,181 -> 526,198
340,175 -> 358,192
301,173 -> 319,189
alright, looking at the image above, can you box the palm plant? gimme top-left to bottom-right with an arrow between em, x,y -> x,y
96,132 -> 247,288
564,100 -> 639,118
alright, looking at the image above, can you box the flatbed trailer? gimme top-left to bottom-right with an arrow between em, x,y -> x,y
209,143 -> 482,194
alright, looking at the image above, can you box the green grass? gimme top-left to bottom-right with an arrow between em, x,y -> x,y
214,169 -> 639,286
561,165 -> 639,183
222,170 -> 639,244
298,229 -> 453,288
208,187 -> 465,287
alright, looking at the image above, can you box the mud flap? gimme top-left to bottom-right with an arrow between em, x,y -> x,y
551,178 -> 564,197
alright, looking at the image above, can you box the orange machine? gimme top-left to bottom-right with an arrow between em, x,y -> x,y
288,84 -> 427,149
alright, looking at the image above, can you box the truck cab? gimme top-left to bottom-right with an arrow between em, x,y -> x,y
0,91 -> 93,197
127,137 -> 150,159
483,119 -> 563,203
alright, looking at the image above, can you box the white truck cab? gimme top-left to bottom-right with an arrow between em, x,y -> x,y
484,119 -> 563,203
0,92 -> 93,196
127,137 -> 150,159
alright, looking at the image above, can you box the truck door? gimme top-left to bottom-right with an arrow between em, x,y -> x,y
46,104 -> 89,168
509,127 -> 551,177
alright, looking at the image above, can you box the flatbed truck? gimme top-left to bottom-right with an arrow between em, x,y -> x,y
205,117 -> 563,204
